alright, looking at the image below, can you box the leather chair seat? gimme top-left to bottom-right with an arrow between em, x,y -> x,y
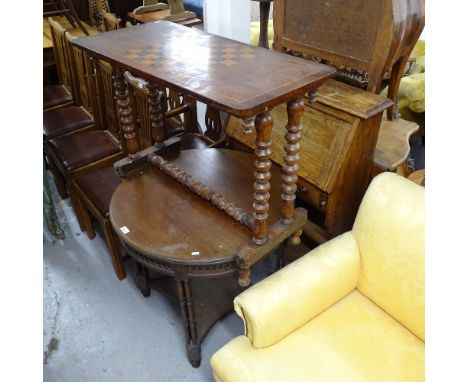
43,85 -> 73,110
212,290 -> 424,382
75,166 -> 120,216
49,130 -> 120,173
72,133 -> 206,217
43,106 -> 94,140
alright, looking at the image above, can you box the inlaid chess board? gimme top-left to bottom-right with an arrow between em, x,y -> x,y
72,21 -> 335,118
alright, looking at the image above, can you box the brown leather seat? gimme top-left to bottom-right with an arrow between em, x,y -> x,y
43,106 -> 94,140
74,133 -> 208,216
49,130 -> 121,173
75,166 -> 121,216
43,85 -> 73,110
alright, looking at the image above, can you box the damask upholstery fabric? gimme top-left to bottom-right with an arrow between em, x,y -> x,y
212,290 -> 424,382
233,232 -> 360,348
211,173 -> 425,381
353,172 -> 425,340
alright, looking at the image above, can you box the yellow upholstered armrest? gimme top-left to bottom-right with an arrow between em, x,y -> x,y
234,232 -> 360,348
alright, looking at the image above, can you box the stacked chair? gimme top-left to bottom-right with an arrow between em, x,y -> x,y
43,18 -> 74,111
72,68 -> 227,279
44,13 -> 227,280
44,30 -> 122,208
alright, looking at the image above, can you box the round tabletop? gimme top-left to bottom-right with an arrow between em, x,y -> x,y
110,149 -> 283,267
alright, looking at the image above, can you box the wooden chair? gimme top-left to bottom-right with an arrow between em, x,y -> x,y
43,0 -> 89,35
44,18 -> 74,111
88,0 -> 111,31
226,0 -> 424,245
44,19 -> 96,184
102,11 -> 122,31
44,35 -> 122,230
72,69 -> 225,280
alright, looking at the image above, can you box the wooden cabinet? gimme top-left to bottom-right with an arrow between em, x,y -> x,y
226,79 -> 392,243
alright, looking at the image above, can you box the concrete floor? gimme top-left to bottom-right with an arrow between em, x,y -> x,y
43,172 -> 278,381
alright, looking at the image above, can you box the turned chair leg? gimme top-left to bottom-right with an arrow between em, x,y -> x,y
69,184 -> 88,233
46,155 -> 68,199
70,185 -> 96,239
103,219 -> 127,280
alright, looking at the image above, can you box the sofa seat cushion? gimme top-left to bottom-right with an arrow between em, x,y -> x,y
43,85 -> 73,110
49,130 -> 120,173
75,166 -> 120,216
43,106 -> 94,140
211,290 -> 424,382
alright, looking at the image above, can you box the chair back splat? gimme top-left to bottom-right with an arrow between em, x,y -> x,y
48,18 -> 73,91
65,33 -> 98,114
124,72 -> 162,149
96,61 -> 121,139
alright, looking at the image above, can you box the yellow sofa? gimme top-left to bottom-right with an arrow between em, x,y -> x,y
211,173 -> 425,382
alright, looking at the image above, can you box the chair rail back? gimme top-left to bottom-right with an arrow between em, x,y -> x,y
96,60 -> 121,139
65,33 -> 94,112
48,18 -> 72,90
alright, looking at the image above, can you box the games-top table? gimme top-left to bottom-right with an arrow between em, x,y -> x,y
72,21 -> 335,367
73,21 -> 334,118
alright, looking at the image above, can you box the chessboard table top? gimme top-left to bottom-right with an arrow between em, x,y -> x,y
72,21 -> 335,118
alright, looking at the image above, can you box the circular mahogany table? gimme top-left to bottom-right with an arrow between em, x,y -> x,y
110,148 -> 283,367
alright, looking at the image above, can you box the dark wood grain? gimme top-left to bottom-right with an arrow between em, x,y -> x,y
71,21 -> 335,118
109,149 -> 285,265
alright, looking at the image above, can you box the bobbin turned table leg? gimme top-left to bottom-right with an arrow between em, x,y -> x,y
252,111 -> 273,245
147,81 -> 165,144
281,97 -> 305,223
113,68 -> 140,158
281,97 -> 305,251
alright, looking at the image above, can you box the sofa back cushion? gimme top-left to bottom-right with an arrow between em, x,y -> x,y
353,173 -> 425,340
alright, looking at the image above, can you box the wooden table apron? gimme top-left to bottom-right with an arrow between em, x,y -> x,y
71,21 -> 335,367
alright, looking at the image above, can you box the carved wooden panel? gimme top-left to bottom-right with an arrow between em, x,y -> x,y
280,0 -> 384,66
48,19 -> 71,88
68,41 -> 92,110
97,61 -> 120,139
